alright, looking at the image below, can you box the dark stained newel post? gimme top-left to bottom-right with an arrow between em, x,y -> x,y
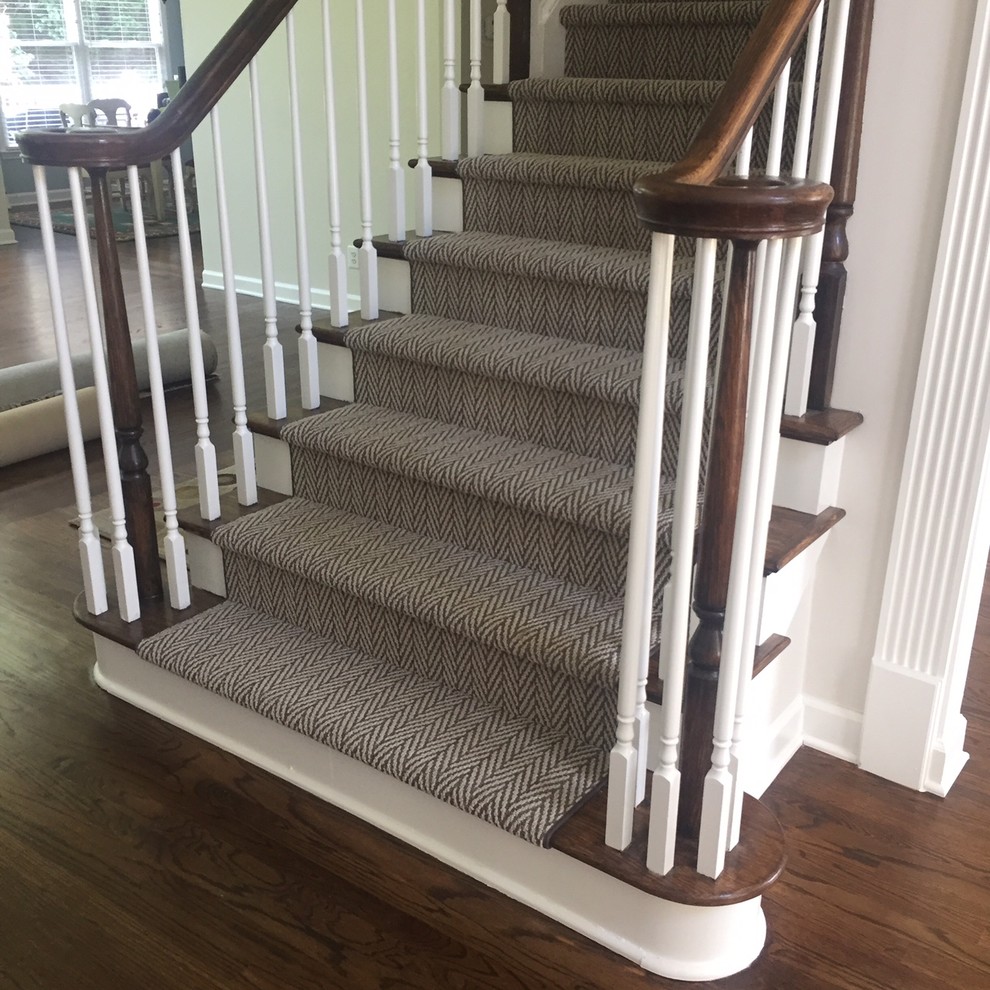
89,168 -> 164,604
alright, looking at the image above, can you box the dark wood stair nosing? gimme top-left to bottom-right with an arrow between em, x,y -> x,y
549,774 -> 786,907
457,81 -> 512,101
765,504 -> 845,575
780,407 -> 864,445
75,586 -> 226,652
301,310 -> 404,347
176,487 -> 288,540
247,397 -> 349,440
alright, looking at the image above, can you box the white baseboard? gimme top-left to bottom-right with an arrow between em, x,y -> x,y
802,697 -> 863,764
7,188 -> 71,207
93,635 -> 769,983
201,269 -> 360,315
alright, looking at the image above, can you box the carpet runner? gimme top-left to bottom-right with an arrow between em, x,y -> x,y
139,0 -> 783,845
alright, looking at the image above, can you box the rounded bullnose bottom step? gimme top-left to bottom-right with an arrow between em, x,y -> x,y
137,600 -> 608,845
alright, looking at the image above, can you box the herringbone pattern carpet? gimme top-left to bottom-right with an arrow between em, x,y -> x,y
139,0 -> 776,843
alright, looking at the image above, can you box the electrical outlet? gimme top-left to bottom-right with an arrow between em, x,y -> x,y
346,245 -> 360,270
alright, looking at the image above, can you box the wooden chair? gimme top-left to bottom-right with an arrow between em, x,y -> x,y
85,99 -> 166,220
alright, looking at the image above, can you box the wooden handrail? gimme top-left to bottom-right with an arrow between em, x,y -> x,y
17,0 -> 301,169
664,0 -> 821,186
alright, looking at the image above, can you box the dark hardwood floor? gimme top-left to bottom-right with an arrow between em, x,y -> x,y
2,228 -> 989,988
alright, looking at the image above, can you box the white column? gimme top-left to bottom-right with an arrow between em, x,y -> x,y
466,0 -> 484,157
414,0 -> 433,237
441,0 -> 460,160
861,0 -> 990,796
606,233 -> 675,850
322,0 -> 348,328
287,10 -> 320,410
355,0 -> 379,319
128,165 -> 191,611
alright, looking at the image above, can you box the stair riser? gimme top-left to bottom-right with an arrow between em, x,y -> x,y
351,351 -> 668,466
513,94 -> 793,173
564,19 -> 762,81
409,261 -> 693,355
290,445 -> 673,598
513,98 -> 712,162
462,178 -> 650,252
222,553 -> 618,749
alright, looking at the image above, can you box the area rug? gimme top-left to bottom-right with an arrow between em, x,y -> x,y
9,204 -> 200,242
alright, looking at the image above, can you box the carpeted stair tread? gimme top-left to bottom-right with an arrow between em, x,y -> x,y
403,231 -> 651,291
214,497 -> 626,686
562,1 -> 766,81
456,153 -> 672,192
138,600 -> 608,845
345,314 -> 646,406
282,401 -> 669,537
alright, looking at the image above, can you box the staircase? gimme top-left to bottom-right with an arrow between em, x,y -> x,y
17,0 -> 869,980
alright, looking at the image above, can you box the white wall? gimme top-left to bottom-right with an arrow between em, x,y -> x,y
181,0 -> 443,308
802,1 -> 979,727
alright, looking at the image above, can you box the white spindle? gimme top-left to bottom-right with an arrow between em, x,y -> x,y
127,165 -> 191,611
355,0 -> 379,319
321,0 -> 348,329
767,61 -> 792,177
68,168 -> 140,622
249,58 -> 288,419
606,233 -> 676,850
212,109 -> 259,508
441,0 -> 460,160
493,0 -> 510,85
415,0 -> 433,237
171,148 -> 222,521
736,128 -> 754,178
34,167 -> 108,616
723,13 -> 828,848
785,0 -> 851,416
646,238 -> 719,875
286,12 -> 319,410
697,238 -> 785,879
467,0 -> 484,156
728,238 -> 806,851
386,0 -> 406,242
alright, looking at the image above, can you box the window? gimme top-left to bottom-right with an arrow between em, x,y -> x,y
0,0 -> 164,145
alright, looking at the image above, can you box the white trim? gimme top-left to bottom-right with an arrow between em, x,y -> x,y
861,0 -> 990,795
802,697 -> 862,764
6,188 -> 72,207
201,269 -> 360,314
93,635 -> 769,982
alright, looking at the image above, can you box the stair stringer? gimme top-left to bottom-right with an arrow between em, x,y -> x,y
93,631 -> 768,982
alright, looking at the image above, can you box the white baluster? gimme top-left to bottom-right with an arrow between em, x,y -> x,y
442,0 -> 460,160
697,237 -> 785,879
68,168 -> 140,622
785,0 -> 851,416
386,0 -> 406,243
467,0 -> 484,156
171,148 -> 221,521
34,166 -> 108,616
493,0 -> 510,85
725,12 -> 825,850
606,232 -> 676,850
646,238 -> 718,875
286,12 -> 319,409
727,237 -> 806,851
766,61 -> 792,177
415,0 -> 433,237
211,109 -> 259,508
355,0 -> 379,319
322,0 -> 348,329
249,58 -> 288,419
127,165 -> 191,611
736,127 -> 754,178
